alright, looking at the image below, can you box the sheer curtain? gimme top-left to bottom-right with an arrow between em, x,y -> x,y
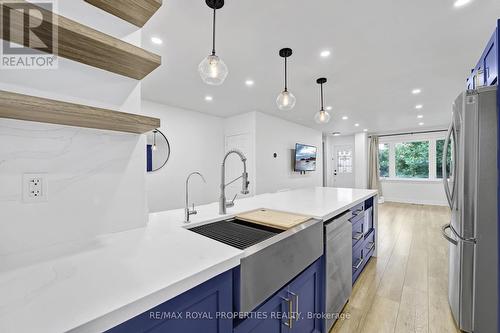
368,136 -> 383,199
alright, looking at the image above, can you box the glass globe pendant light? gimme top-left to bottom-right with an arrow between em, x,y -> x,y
314,78 -> 331,124
198,0 -> 228,86
276,48 -> 296,111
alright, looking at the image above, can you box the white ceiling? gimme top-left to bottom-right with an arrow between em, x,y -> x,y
141,0 -> 500,135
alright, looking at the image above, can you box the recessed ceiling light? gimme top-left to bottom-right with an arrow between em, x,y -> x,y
454,0 -> 473,8
326,106 -> 332,111
320,50 -> 331,58
415,104 -> 423,109
245,80 -> 254,86
354,123 -> 360,127
332,132 -> 341,136
205,95 -> 213,101
412,88 -> 421,95
417,114 -> 424,119
363,129 -> 368,132
418,122 -> 425,126
342,116 -> 348,120
151,37 -> 163,45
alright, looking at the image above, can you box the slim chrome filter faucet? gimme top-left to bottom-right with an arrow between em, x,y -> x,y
184,172 -> 206,223
219,149 -> 250,215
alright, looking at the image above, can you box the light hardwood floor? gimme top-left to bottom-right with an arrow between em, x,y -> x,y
330,202 -> 461,333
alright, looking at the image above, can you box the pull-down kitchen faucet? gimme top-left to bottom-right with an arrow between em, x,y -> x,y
220,149 -> 250,215
184,172 -> 206,223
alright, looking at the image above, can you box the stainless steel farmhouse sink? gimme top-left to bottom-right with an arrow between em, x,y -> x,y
189,218 -> 282,250
188,217 -> 323,313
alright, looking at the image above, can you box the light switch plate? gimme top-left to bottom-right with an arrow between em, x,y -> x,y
23,173 -> 48,203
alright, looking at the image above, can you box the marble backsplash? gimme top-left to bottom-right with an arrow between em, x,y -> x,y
0,118 -> 148,257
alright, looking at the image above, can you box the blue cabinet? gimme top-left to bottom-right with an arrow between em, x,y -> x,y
350,197 -> 375,284
484,33 -> 497,86
234,259 -> 323,333
233,289 -> 290,333
467,20 -> 499,89
107,270 -> 233,333
287,259 -> 322,333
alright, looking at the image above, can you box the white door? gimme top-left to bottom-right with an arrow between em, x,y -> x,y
332,145 -> 354,188
225,133 -> 253,199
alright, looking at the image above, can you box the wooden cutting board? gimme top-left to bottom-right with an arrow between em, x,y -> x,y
236,209 -> 312,230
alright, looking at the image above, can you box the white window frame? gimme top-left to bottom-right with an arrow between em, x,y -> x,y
378,132 -> 446,182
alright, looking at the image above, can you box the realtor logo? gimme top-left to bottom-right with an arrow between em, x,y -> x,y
0,0 -> 58,69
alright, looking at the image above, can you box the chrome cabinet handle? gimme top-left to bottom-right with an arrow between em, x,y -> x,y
280,296 -> 293,328
441,224 -> 458,246
353,232 -> 364,241
366,242 -> 375,252
288,291 -> 299,322
352,209 -> 363,216
353,257 -> 364,270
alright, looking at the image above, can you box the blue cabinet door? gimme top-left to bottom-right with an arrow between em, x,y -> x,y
467,23 -> 498,89
287,259 -> 322,333
233,289 -> 291,333
107,270 -> 233,333
234,258 -> 323,333
484,32 -> 498,86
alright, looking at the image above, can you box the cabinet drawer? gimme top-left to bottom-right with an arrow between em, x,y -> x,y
364,230 -> 375,253
351,218 -> 364,247
349,211 -> 365,225
352,242 -> 364,283
350,202 -> 365,217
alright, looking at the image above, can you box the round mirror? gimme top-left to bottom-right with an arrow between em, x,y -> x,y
146,129 -> 170,172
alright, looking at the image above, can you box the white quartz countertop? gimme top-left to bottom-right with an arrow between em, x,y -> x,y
0,187 -> 376,333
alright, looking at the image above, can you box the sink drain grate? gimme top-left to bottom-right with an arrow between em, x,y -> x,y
189,220 -> 279,250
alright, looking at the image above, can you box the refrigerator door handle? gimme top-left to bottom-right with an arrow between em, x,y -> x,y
441,223 -> 458,246
449,223 -> 477,244
442,122 -> 456,208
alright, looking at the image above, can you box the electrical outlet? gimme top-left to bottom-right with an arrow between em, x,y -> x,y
23,173 -> 48,203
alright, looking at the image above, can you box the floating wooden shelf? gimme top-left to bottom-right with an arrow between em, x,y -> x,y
84,0 -> 162,27
1,1 -> 161,80
0,90 -> 160,134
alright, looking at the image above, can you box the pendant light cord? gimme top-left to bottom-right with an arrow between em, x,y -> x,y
211,7 -> 216,55
320,82 -> 324,111
284,57 -> 288,92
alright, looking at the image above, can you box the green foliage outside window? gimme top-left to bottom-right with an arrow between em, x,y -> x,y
378,143 -> 389,177
395,141 -> 429,178
436,139 -> 452,179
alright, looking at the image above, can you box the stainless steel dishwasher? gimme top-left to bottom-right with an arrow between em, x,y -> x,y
324,211 -> 352,331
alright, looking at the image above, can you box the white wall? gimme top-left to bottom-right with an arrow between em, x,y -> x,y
254,112 -> 323,194
224,112 -> 257,199
141,108 -> 323,211
381,180 -> 447,206
0,4 -> 148,257
0,119 -> 148,257
141,101 -> 224,212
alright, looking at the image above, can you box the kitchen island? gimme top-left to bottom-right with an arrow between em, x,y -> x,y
0,187 -> 377,333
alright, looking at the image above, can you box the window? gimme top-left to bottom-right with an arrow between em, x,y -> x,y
395,141 -> 429,178
436,139 -> 452,179
377,134 -> 449,180
337,149 -> 353,173
378,143 -> 389,177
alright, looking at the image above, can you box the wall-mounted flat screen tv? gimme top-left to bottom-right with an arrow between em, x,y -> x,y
294,143 -> 317,171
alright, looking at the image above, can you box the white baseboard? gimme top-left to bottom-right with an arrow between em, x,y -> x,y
383,197 -> 448,206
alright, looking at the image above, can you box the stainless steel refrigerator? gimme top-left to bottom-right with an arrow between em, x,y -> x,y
441,86 -> 498,333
